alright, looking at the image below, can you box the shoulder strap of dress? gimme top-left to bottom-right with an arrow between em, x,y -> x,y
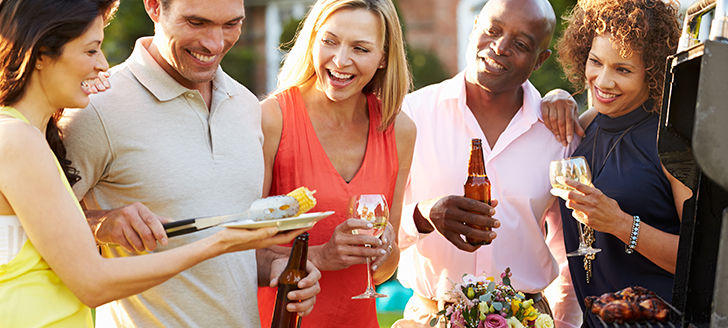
0,107 -> 30,123
276,87 -> 310,134
366,93 -> 383,130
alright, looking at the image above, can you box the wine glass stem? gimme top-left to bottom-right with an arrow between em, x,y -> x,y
364,245 -> 375,293
577,222 -> 588,247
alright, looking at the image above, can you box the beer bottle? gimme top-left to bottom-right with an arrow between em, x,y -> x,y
271,232 -> 309,328
464,138 -> 492,246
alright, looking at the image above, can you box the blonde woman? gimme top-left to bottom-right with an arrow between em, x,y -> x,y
257,0 -> 415,327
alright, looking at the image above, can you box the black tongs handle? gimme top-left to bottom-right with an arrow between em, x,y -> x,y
163,218 -> 199,238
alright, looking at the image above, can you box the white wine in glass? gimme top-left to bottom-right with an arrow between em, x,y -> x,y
350,194 -> 389,299
549,156 -> 601,257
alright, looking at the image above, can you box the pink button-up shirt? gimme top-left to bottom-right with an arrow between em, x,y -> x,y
398,73 -> 581,327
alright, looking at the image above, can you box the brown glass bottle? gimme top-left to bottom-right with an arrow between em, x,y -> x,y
271,232 -> 309,328
464,138 -> 492,246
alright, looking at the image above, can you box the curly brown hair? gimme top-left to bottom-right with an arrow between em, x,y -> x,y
556,0 -> 680,112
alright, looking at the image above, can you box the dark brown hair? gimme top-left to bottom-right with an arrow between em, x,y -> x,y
0,0 -> 118,185
557,0 -> 680,112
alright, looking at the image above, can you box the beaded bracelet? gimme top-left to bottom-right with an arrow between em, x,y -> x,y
625,215 -> 641,254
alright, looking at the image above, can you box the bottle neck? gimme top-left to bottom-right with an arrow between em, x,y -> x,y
468,144 -> 486,176
285,233 -> 309,272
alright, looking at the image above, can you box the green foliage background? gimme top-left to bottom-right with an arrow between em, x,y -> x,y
103,0 -> 578,97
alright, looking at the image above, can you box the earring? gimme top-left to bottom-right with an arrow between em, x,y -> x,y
36,64 -> 42,70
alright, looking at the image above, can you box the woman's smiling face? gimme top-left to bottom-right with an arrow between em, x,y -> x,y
311,7 -> 385,103
585,34 -> 649,117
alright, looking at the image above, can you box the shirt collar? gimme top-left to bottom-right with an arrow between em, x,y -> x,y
441,70 -> 543,125
126,37 -> 241,102
436,71 -> 468,108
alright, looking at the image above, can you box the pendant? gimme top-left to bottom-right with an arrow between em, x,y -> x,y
583,226 -> 596,283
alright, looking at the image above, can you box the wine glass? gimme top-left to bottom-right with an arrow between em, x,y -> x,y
549,156 -> 601,257
350,194 -> 389,299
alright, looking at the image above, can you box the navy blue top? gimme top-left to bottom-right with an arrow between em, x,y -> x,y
559,103 -> 680,325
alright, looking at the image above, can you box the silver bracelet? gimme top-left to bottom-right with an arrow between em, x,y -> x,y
625,215 -> 641,254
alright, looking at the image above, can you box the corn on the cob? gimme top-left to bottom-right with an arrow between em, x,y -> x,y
287,187 -> 317,215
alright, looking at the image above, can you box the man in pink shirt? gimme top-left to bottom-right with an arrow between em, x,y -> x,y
395,0 -> 581,326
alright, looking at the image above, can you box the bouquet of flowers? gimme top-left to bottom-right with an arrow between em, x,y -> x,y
430,268 -> 554,328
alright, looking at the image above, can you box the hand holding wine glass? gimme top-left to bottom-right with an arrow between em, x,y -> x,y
350,194 -> 389,299
549,156 -> 601,257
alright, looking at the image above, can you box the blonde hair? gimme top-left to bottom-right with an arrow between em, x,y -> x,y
276,0 -> 411,130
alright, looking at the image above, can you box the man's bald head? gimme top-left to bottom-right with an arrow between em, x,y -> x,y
478,0 -> 556,51
465,0 -> 556,95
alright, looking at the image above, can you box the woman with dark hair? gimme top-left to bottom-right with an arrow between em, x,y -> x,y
551,0 -> 691,323
0,1 -> 307,326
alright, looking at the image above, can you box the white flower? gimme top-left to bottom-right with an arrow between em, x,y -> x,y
463,274 -> 489,285
534,314 -> 554,328
506,317 -> 525,328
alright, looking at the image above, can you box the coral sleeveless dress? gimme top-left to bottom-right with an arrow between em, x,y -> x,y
258,87 -> 398,328
0,107 -> 93,327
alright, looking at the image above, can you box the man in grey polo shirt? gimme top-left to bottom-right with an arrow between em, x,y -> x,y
59,0 -> 319,326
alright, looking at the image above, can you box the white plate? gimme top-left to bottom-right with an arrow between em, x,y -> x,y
221,211 -> 334,231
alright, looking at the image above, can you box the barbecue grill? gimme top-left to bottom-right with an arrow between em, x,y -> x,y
655,0 -> 728,327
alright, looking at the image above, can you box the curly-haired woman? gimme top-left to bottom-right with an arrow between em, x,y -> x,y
550,0 -> 691,322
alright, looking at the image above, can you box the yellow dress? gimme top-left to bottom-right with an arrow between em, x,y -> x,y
0,107 -> 93,327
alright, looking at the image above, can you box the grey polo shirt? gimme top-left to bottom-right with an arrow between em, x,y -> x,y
59,37 -> 265,327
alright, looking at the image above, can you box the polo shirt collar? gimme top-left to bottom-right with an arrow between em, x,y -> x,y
127,37 -> 241,102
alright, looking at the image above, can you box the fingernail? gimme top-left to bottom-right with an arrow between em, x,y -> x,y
567,135 -> 572,144
96,82 -> 104,90
162,237 -> 168,245
103,80 -> 110,88
379,249 -> 387,255
366,223 -> 373,228
371,265 -> 378,271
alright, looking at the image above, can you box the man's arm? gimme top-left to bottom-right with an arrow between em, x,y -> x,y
543,199 -> 582,327
541,89 -> 590,146
85,203 -> 170,252
413,196 -> 500,252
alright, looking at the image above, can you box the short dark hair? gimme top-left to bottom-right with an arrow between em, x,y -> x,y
557,0 -> 680,112
0,0 -> 119,185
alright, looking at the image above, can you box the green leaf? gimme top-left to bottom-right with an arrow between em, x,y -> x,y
503,276 -> 511,286
480,293 -> 492,303
470,306 -> 479,318
436,309 -> 447,315
487,281 -> 496,292
493,302 -> 503,311
429,317 -> 439,326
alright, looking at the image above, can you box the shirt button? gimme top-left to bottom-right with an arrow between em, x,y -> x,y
186,92 -> 195,99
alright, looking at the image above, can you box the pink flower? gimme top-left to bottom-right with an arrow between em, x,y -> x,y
484,314 -> 508,328
451,309 -> 466,328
